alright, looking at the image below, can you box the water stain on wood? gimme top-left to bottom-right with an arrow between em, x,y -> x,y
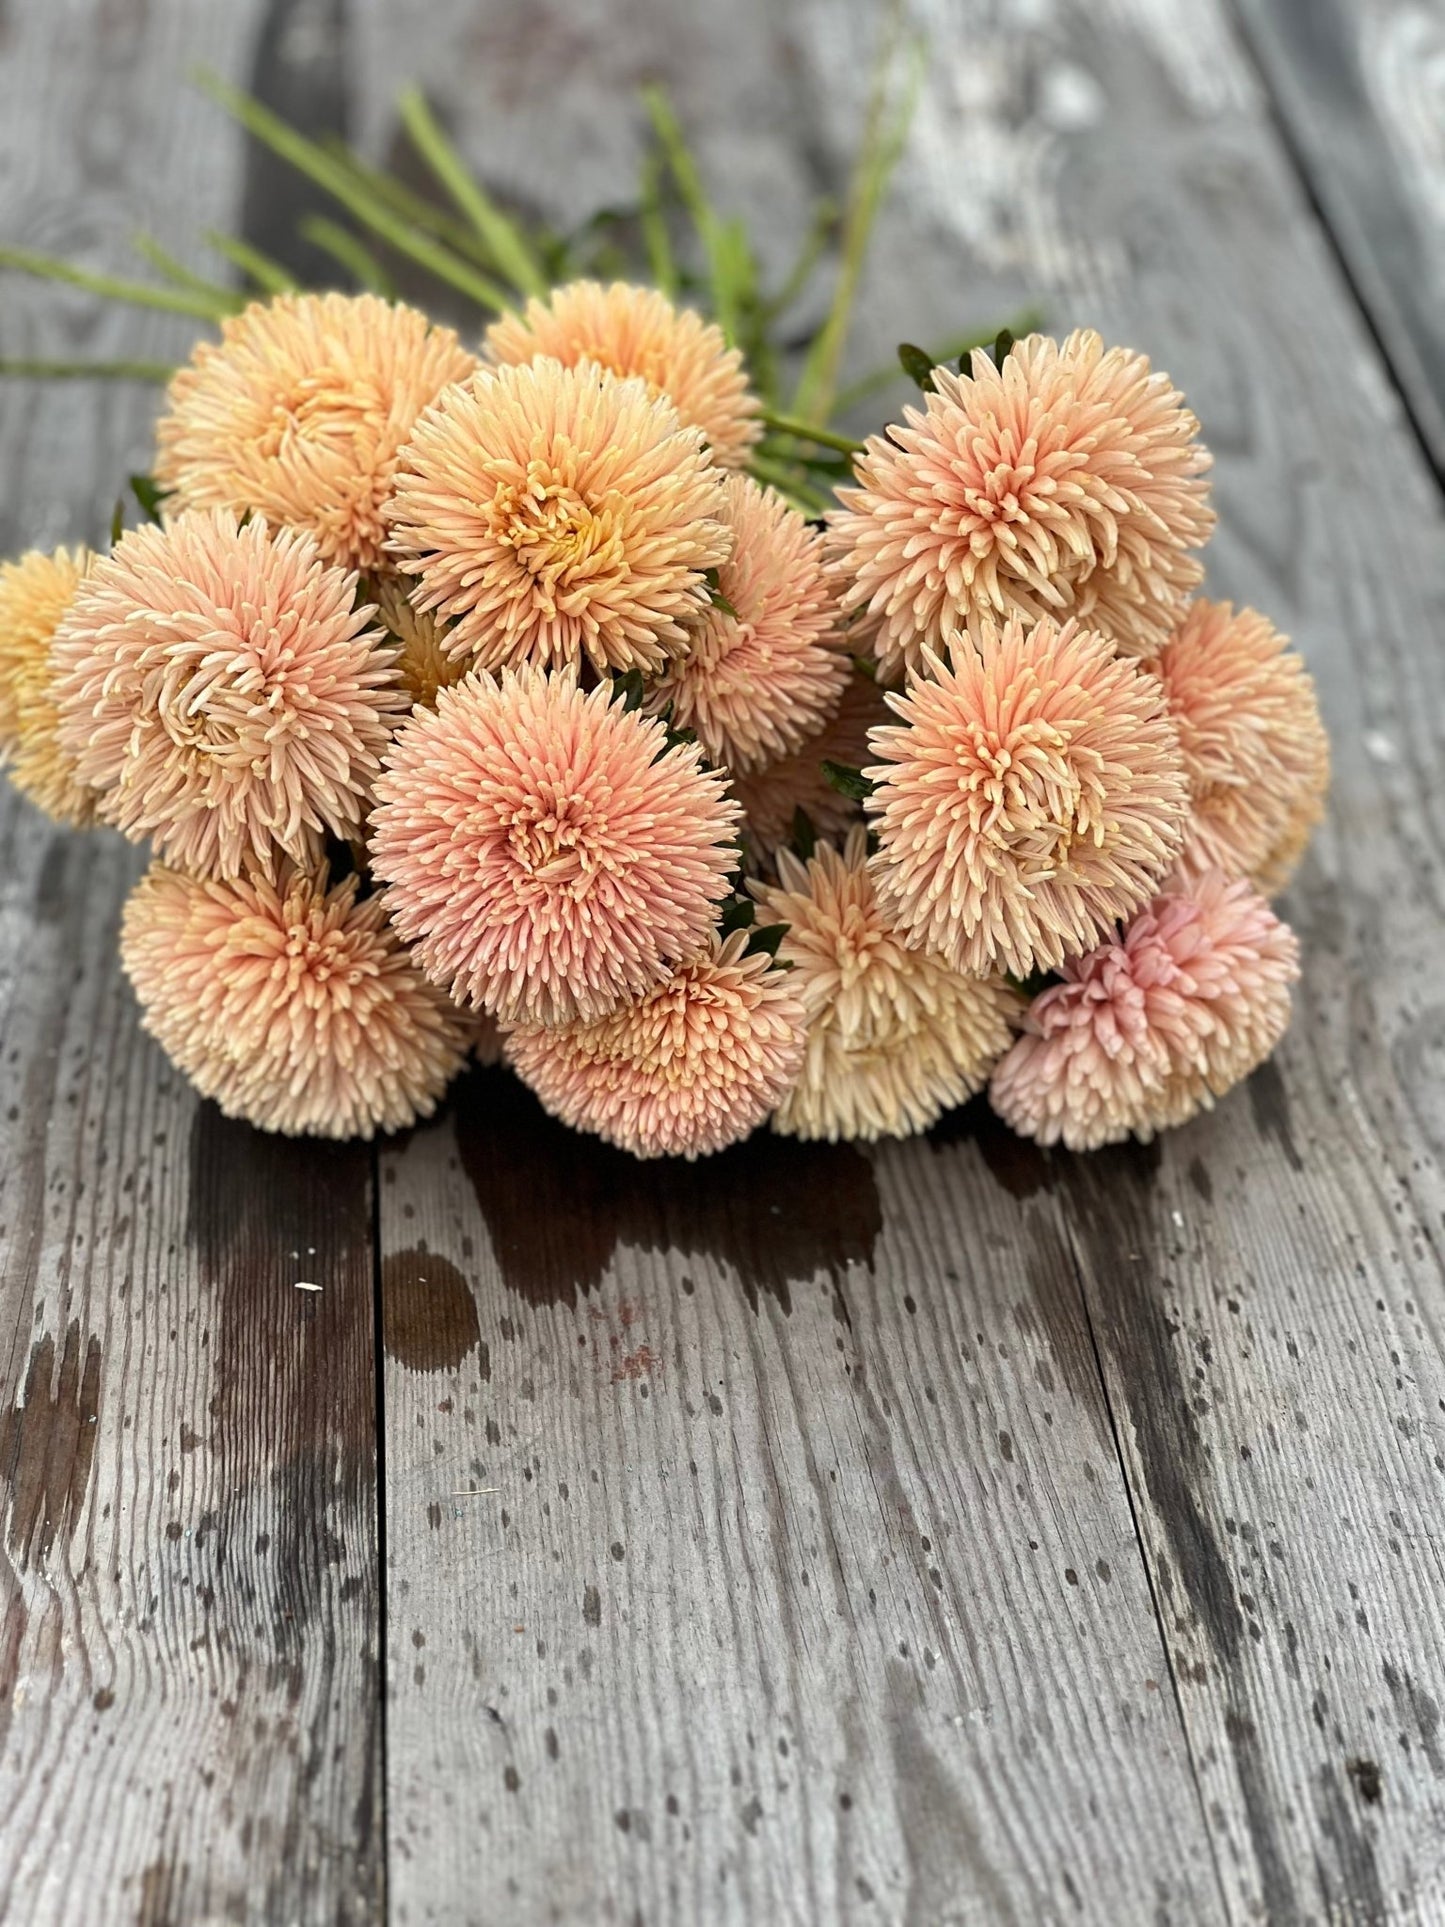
1247,1059 -> 1304,1173
450,1067 -> 881,1309
382,1248 -> 481,1373
928,1093 -> 1054,1199
0,1320 -> 102,1569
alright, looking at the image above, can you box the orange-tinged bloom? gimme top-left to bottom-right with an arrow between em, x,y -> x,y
371,573 -> 469,710
1152,598 -> 1329,895
754,827 -> 1021,1139
369,668 -> 740,1025
829,331 -> 1214,679
649,474 -> 847,770
867,614 -> 1188,977
154,292 -> 477,572
485,279 -> 761,468
0,546 -> 97,826
50,510 -> 403,880
385,358 -> 730,679
506,931 -> 806,1159
121,860 -> 471,1138
990,871 -> 1299,1149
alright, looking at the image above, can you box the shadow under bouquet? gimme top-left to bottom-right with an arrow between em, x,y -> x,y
0,75 -> 1327,1160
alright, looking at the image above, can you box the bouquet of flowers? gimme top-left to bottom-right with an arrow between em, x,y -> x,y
0,77 -> 1326,1160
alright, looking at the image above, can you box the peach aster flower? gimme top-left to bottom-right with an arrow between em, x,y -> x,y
753,826 -> 1021,1139
829,330 -> 1214,679
121,860 -> 470,1138
385,358 -> 731,678
369,667 -> 740,1025
731,668 -> 893,860
506,931 -> 806,1159
50,510 -> 403,880
153,292 -> 477,572
1152,598 -> 1329,895
989,870 -> 1299,1149
867,614 -> 1188,977
371,573 -> 469,709
649,474 -> 847,770
0,546 -> 97,826
484,279 -> 761,468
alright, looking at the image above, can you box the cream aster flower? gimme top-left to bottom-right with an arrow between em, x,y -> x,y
153,292 -> 477,573
371,573 -> 469,710
867,614 -> 1188,978
829,330 -> 1214,679
0,546 -> 97,826
506,931 -> 806,1159
649,474 -> 847,770
989,870 -> 1299,1149
50,510 -> 403,880
385,357 -> 731,678
1152,598 -> 1329,896
121,860 -> 471,1138
484,279 -> 761,468
753,826 -> 1021,1140
730,668 -> 893,859
369,667 -> 740,1026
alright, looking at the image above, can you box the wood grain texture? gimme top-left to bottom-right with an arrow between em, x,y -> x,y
1235,0 -> 1445,473
0,7 -> 384,1922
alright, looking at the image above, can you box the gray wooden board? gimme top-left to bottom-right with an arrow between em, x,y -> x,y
0,7 -> 384,1922
1235,0 -> 1445,475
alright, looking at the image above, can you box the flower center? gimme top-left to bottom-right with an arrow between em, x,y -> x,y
491,465 -> 625,615
955,715 -> 1095,877
503,790 -> 619,895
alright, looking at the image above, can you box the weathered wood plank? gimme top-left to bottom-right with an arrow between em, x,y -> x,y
379,1074 -> 1220,1924
1236,0 -> 1445,474
0,8 -> 384,1920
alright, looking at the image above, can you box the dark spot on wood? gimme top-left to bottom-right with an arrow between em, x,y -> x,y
582,1584 -> 601,1627
381,1248 -> 481,1373
1346,1757 -> 1383,1805
998,1430 -> 1014,1464
740,1796 -> 763,1835
1247,1059 -> 1303,1172
928,1093 -> 1052,1197
1382,1661 -> 1444,1776
0,1320 -> 102,1569
427,1502 -> 442,1531
1187,1157 -> 1213,1203
503,1765 -> 521,1793
1315,1760 -> 1387,1924
450,1067 -> 880,1310
93,1687 -> 114,1711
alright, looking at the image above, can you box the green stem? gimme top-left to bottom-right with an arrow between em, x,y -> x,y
638,148 -> 678,299
204,229 -> 298,294
748,453 -> 833,516
300,217 -> 397,296
197,72 -> 515,314
396,86 -> 548,297
761,409 -> 862,454
130,233 -> 241,304
0,245 -> 235,320
833,310 -> 1046,412
0,357 -> 174,381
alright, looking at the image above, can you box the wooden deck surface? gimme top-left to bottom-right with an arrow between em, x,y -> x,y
1,1 -> 1443,1921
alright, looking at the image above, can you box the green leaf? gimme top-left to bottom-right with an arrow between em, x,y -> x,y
0,357 -> 174,382
610,667 -> 646,712
991,325 -> 1016,366
719,896 -> 756,935
110,497 -> 125,547
896,341 -> 937,391
760,409 -> 863,456
397,86 -> 548,297
130,473 -> 165,522
821,760 -> 876,802
637,148 -> 678,299
790,807 -> 817,861
204,228 -> 298,294
299,217 -> 397,296
746,922 -> 790,959
0,244 -> 237,321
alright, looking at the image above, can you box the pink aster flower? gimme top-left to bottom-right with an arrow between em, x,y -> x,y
829,330 -> 1214,679
867,614 -> 1188,977
384,357 -> 731,679
121,860 -> 471,1139
369,668 -> 740,1025
1152,598 -> 1329,895
484,279 -> 761,468
50,510 -> 403,880
506,931 -> 806,1159
649,474 -> 847,771
990,871 -> 1300,1149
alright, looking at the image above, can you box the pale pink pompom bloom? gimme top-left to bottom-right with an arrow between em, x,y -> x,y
369,668 -> 740,1026
153,292 -> 478,573
484,279 -> 761,469
731,669 -> 892,860
829,330 -> 1214,680
506,931 -> 806,1159
121,861 -> 471,1139
51,511 -> 403,880
0,545 -> 97,827
649,474 -> 847,770
867,614 -> 1188,978
1152,598 -> 1329,896
753,826 -> 1021,1141
990,871 -> 1299,1150
384,358 -> 731,679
